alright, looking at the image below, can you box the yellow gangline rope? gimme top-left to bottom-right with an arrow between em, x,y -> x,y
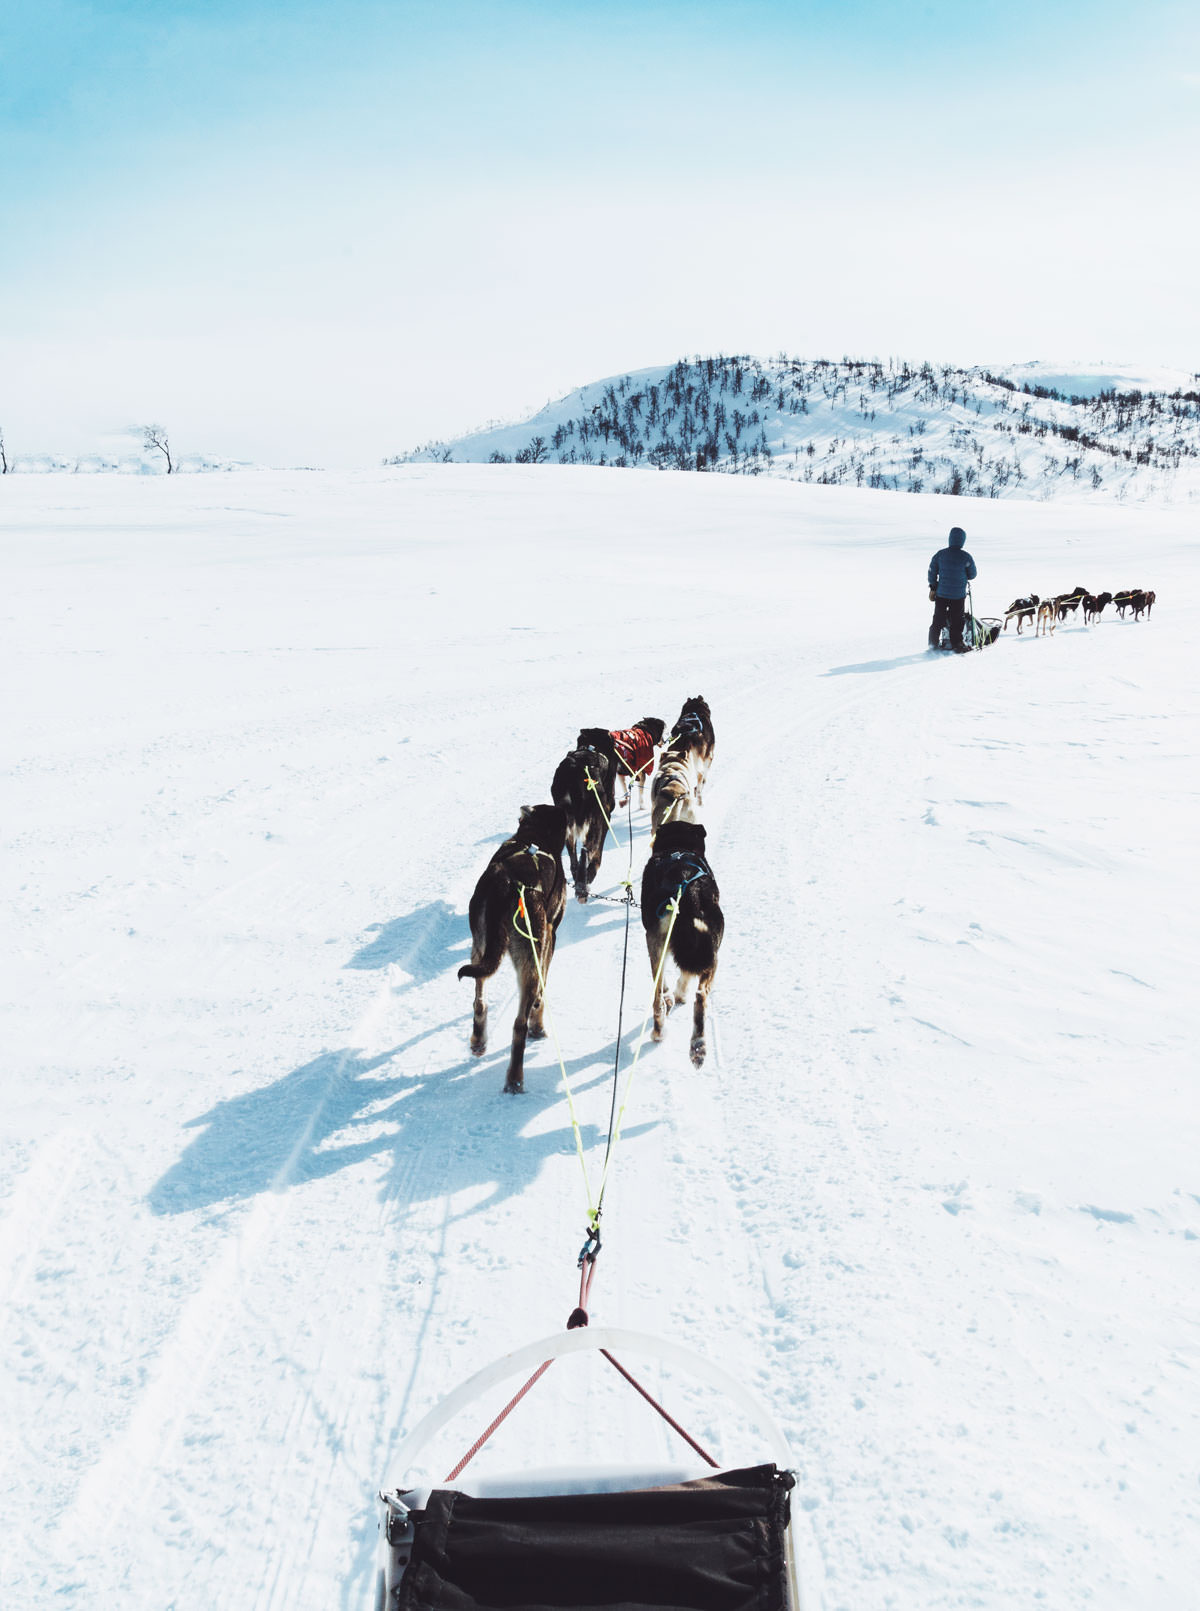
515,886 -> 597,1219
595,885 -> 683,1210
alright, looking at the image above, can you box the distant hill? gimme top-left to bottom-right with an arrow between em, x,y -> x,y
396,355 -> 1200,503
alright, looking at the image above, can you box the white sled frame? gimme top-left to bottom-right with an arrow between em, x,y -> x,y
375,1325 -> 803,1609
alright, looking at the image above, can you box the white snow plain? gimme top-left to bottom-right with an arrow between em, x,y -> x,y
3,465 -> 1197,1610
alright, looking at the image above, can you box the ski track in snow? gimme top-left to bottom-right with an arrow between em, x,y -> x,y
2,466 -> 1198,1610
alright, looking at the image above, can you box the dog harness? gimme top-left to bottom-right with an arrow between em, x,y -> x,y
671,713 -> 705,742
650,850 -> 713,920
498,841 -> 555,892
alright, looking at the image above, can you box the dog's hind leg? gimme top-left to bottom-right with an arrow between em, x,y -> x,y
503,956 -> 537,1095
527,927 -> 555,1041
583,817 -> 606,899
647,928 -> 671,1041
470,979 -> 487,1057
690,967 -> 715,1068
565,831 -> 588,904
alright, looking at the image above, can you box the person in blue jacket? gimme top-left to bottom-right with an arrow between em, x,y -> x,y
927,526 -> 977,653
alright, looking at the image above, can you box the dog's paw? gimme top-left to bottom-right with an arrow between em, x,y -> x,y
469,1035 -> 487,1057
502,1078 -> 525,1095
528,1022 -> 547,1040
689,1038 -> 707,1068
574,888 -> 589,905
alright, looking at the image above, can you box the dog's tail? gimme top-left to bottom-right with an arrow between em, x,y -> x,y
457,899 -> 508,982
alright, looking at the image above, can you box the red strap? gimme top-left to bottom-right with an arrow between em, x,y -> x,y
599,1349 -> 719,1468
444,1359 -> 554,1482
445,1250 -> 716,1481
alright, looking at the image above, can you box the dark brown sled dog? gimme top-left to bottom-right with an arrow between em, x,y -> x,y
640,819 -> 724,1068
457,804 -> 567,1094
551,728 -> 621,903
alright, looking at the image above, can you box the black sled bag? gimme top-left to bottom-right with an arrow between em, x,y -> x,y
396,1462 -> 794,1611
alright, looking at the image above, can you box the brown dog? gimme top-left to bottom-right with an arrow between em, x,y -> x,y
1036,600 -> 1056,637
666,696 -> 715,805
458,804 -> 567,1094
649,754 -> 700,839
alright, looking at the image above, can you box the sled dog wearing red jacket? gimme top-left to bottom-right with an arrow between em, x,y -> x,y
610,717 -> 665,809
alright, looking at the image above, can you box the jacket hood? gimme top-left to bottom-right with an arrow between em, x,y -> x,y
948,526 -> 967,548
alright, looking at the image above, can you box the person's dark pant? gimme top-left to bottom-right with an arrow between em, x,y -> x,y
929,595 -> 965,649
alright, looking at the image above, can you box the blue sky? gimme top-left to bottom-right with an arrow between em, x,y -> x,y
2,1 -> 1198,464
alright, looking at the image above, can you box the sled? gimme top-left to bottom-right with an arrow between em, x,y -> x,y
965,612 -> 1001,648
374,1325 -> 803,1611
934,609 -> 1001,652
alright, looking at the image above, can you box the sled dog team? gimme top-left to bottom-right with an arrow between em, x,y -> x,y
1003,587 -> 1157,637
457,697 -> 722,1093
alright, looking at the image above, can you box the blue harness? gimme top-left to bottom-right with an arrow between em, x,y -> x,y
653,850 -> 712,920
672,713 -> 705,741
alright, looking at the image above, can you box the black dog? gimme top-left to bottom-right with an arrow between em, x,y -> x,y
667,696 -> 716,805
458,804 -> 567,1094
1083,591 -> 1113,623
1003,595 -> 1040,633
640,820 -> 724,1068
1055,586 -> 1089,622
551,728 -> 621,903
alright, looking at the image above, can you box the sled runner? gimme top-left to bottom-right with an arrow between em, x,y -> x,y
375,1325 -> 803,1611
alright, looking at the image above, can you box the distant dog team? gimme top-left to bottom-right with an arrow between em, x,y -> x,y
1005,586 -> 1157,636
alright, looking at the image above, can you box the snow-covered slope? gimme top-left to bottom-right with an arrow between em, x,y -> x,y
3,466 -> 1198,1610
1003,359 -> 1198,400
8,451 -> 254,474
399,356 -> 1200,504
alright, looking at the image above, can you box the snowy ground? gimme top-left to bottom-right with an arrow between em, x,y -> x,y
3,465 -> 1198,1610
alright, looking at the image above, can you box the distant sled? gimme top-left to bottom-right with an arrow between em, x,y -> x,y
374,1325 -> 803,1610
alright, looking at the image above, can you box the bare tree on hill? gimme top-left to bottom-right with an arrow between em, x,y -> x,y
0,426 -> 7,473
142,424 -> 173,474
